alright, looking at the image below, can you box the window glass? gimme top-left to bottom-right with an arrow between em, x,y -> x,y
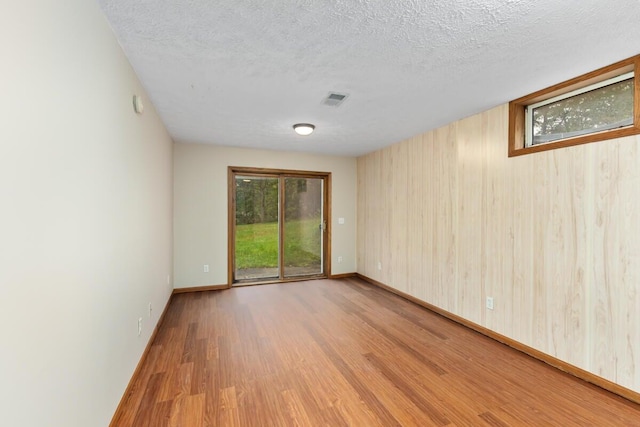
528,75 -> 633,146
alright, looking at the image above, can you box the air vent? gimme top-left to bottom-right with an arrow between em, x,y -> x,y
322,92 -> 349,107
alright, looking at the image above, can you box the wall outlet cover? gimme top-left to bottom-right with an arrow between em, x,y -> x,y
486,297 -> 494,310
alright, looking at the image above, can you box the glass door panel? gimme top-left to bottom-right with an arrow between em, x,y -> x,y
234,175 -> 280,281
283,177 -> 324,278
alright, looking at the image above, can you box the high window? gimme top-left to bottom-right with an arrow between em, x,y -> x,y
509,55 -> 640,156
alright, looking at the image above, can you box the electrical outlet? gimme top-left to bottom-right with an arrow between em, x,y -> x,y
338,256 -> 343,263
148,302 -> 152,318
486,297 -> 494,310
203,264 -> 209,273
138,317 -> 142,336
377,261 -> 382,271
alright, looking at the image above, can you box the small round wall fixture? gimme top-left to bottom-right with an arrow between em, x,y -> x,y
133,95 -> 144,114
293,123 -> 315,136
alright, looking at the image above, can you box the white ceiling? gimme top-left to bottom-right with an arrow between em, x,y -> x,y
97,0 -> 640,157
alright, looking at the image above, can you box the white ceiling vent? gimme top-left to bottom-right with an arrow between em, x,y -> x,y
322,92 -> 349,107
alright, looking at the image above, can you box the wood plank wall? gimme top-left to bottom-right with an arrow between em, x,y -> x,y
356,104 -> 640,393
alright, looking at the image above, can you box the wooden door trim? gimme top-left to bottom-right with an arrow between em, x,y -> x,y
227,167 -> 235,286
228,166 -> 331,285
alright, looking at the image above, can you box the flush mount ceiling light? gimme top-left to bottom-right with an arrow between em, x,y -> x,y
293,123 -> 315,136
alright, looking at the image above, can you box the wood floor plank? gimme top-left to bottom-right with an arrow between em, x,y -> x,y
111,341 -> 166,426
364,352 -> 449,426
281,389 -> 313,426
304,323 -> 400,426
180,322 -> 198,364
131,372 -> 165,427
168,393 -> 204,427
159,362 -> 193,402
302,322 -> 401,426
217,386 -> 241,426
477,411 -> 510,427
352,309 -> 448,376
111,278 -> 640,426
147,400 -> 172,427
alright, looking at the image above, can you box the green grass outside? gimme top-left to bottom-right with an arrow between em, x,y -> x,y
235,218 -> 321,269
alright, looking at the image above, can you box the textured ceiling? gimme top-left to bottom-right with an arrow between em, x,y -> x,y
97,0 -> 640,157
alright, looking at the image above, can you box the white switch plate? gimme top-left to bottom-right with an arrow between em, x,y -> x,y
338,217 -> 345,225
377,261 -> 382,270
204,264 -> 209,273
338,256 -> 343,263
486,297 -> 494,310
138,317 -> 142,336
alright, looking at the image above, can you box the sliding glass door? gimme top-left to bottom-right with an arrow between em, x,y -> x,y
234,175 -> 280,281
283,177 -> 324,278
230,168 -> 329,284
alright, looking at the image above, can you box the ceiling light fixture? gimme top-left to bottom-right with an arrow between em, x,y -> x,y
293,123 -> 315,136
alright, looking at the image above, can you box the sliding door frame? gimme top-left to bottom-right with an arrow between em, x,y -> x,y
227,166 -> 331,286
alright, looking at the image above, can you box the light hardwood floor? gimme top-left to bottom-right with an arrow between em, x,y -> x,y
112,278 -> 640,426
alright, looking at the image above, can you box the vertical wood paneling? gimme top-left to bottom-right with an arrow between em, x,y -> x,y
457,114 -> 485,323
420,132 -> 434,304
407,136 -> 425,299
592,135 -> 640,390
390,142 -> 409,292
356,104 -> 640,394
531,147 -> 588,364
481,106 -> 513,333
507,153 -> 534,345
365,151 -> 379,279
529,152 -> 550,353
379,148 -> 392,285
365,151 -> 379,276
432,124 -> 458,312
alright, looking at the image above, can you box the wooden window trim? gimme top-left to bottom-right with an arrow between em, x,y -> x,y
508,54 -> 640,157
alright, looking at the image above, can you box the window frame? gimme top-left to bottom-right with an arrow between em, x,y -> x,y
508,54 -> 640,157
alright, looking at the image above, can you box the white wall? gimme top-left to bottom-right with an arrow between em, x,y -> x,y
0,1 -> 173,426
174,143 -> 357,288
